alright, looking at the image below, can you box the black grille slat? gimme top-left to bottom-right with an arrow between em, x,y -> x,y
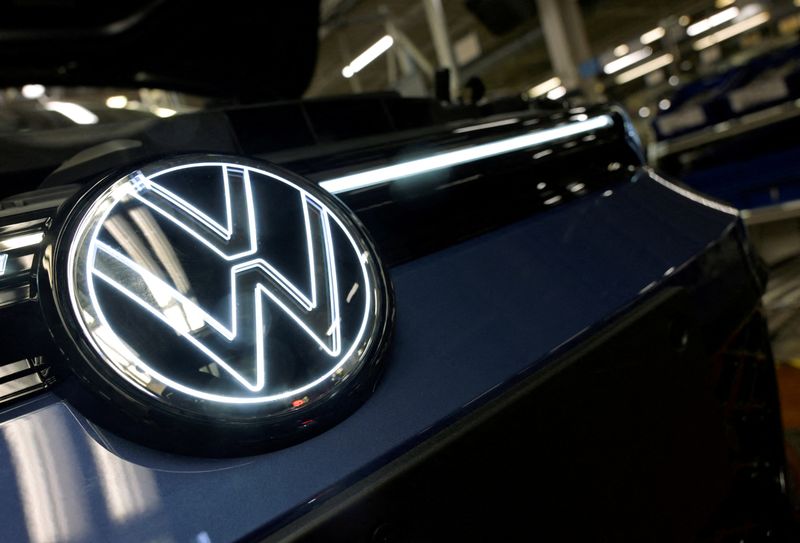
0,358 -> 53,405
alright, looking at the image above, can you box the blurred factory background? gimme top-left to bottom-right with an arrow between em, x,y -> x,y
308,0 -> 800,453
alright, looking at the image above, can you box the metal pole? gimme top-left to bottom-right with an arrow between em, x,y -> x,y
422,0 -> 460,100
337,33 -> 363,94
535,0 -> 597,100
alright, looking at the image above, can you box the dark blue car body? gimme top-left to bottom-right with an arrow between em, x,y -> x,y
0,94 -> 791,541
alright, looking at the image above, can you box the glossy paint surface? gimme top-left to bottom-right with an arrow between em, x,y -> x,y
0,171 -> 741,543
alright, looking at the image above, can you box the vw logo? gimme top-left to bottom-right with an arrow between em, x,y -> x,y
46,155 -> 392,452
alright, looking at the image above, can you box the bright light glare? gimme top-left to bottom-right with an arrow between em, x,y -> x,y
528,76 -> 561,98
640,26 -> 665,44
686,7 -> 739,36
603,47 -> 652,74
319,115 -> 613,194
21,84 -> 45,99
153,107 -> 177,118
615,53 -> 674,84
105,95 -> 128,109
693,12 -> 770,50
0,232 -> 44,251
341,35 -> 394,78
546,86 -> 567,100
613,44 -> 630,56
453,118 -> 519,134
45,102 -> 99,125
70,162 -> 374,404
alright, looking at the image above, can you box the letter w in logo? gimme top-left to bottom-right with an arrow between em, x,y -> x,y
90,165 -> 341,392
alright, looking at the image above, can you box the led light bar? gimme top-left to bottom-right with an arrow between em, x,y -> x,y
614,53 -> 674,85
527,77 -> 561,98
692,12 -> 770,50
603,47 -> 652,75
319,115 -> 613,194
640,26 -> 665,45
453,118 -> 520,134
342,35 -> 394,78
686,6 -> 739,37
546,86 -> 567,100
44,102 -> 99,125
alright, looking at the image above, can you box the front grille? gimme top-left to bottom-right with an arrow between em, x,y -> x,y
0,188 -> 71,407
0,357 -> 53,405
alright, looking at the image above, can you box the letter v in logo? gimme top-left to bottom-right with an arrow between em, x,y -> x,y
88,164 -> 342,394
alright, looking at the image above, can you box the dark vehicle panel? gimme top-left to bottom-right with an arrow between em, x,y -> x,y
0,98 -> 787,541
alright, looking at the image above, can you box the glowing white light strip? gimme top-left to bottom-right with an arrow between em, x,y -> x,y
603,47 -> 652,75
133,167 -> 313,302
640,26 -> 665,45
342,35 -> 394,78
614,53 -> 674,85
649,169 -> 738,216
0,254 -> 7,275
105,95 -> 128,109
546,86 -> 567,100
69,163 -> 374,404
319,115 -> 613,194
453,118 -> 520,134
527,76 -> 561,98
153,107 -> 176,118
44,101 -> 99,125
692,12 -> 770,50
686,6 -> 739,37
123,163 -> 325,306
0,231 -> 44,251
21,84 -> 45,99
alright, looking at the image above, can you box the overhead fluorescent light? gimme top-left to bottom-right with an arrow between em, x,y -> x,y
614,53 -> 674,84
613,44 -> 630,56
342,35 -> 394,78
692,11 -> 770,50
546,86 -> 567,100
640,26 -> 665,44
106,95 -> 128,109
686,6 -> 739,36
319,115 -> 613,194
21,84 -> 45,99
603,47 -> 652,74
153,107 -> 177,118
44,102 -> 99,125
527,76 -> 561,98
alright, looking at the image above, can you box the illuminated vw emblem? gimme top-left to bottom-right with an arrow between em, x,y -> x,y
56,156 -> 390,437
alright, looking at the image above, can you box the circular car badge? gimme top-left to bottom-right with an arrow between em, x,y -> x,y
44,155 -> 392,454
